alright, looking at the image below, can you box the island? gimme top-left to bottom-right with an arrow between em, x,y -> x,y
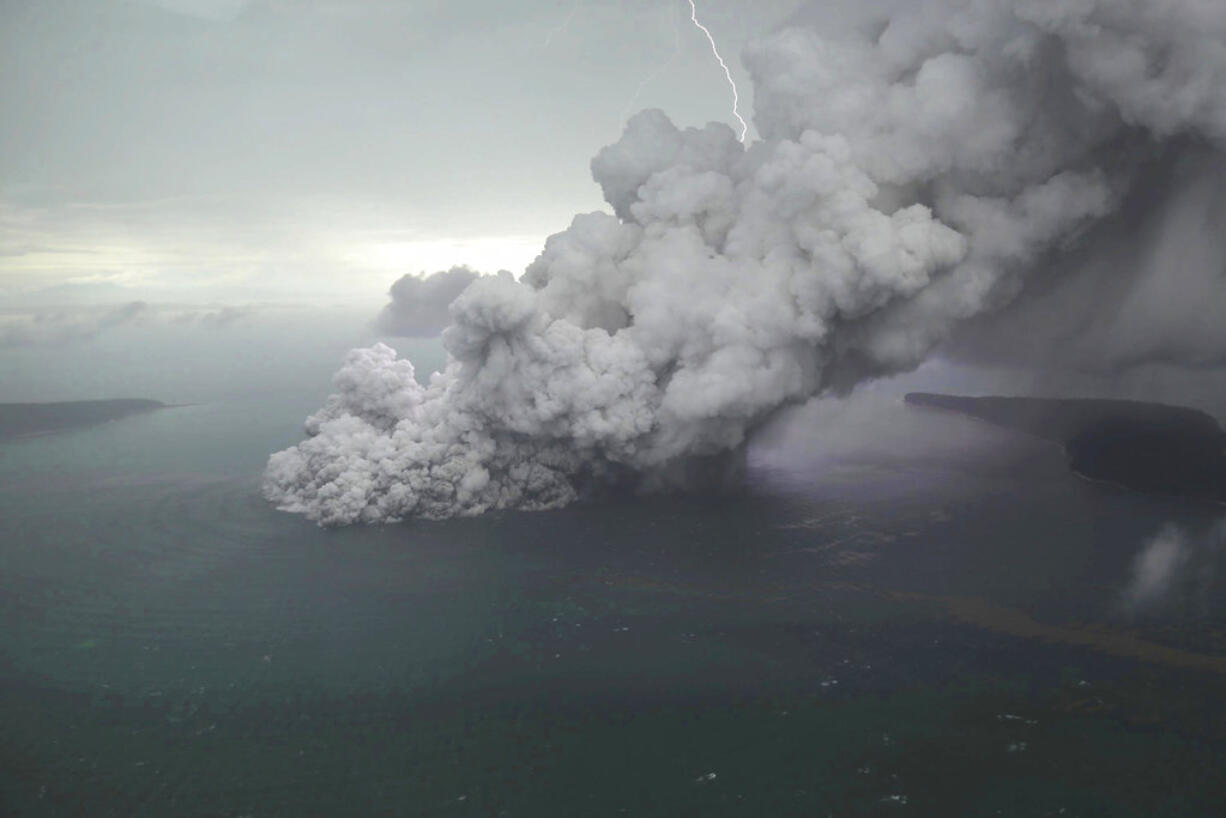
0,399 -> 168,440
905,393 -> 1226,503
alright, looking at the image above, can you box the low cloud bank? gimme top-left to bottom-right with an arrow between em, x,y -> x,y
267,0 -> 1226,524
0,302 -> 150,348
0,302 -> 263,349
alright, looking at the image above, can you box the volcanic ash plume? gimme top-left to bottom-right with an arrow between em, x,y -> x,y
266,0 -> 1226,524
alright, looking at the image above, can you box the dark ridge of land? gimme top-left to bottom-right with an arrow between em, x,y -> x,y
0,399 -> 168,440
905,393 -> 1226,503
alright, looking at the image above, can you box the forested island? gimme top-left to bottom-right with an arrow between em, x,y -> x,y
905,393 -> 1226,503
0,399 -> 167,440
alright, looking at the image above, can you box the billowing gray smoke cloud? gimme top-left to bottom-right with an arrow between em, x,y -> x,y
1120,518 -> 1225,615
374,267 -> 483,337
266,0 -> 1226,524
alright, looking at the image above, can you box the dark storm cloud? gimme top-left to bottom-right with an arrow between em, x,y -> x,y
946,146 -> 1226,376
374,267 -> 483,338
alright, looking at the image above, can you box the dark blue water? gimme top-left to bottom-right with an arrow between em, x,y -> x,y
2,396 -> 1224,816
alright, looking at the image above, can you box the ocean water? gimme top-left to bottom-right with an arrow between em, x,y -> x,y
2,388 -> 1225,817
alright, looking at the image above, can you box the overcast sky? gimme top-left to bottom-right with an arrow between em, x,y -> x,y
1,0 -> 801,306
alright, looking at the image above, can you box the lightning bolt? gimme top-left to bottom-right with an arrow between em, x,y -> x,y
543,0 -> 579,49
623,0 -> 683,121
687,0 -> 748,142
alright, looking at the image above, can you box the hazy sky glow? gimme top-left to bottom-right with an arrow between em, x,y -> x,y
1,0 -> 801,305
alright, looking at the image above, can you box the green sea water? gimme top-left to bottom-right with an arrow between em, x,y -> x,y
1,393 -> 1224,817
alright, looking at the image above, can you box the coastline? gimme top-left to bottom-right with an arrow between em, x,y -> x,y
0,399 -> 181,441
